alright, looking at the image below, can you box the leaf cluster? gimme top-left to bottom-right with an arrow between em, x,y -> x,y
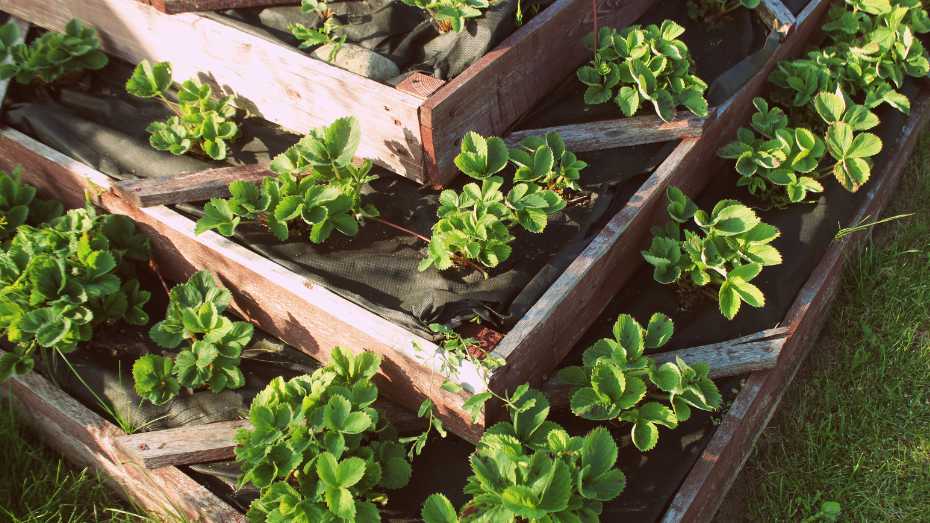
558,313 -> 721,452
428,322 -> 505,386
236,347 -> 413,522
421,385 -> 626,522
0,167 -> 63,241
400,0 -> 492,33
126,60 -> 238,160
0,19 -> 108,85
0,206 -> 151,381
811,90 -> 884,192
132,271 -> 252,405
576,21 -> 709,122
196,116 -> 378,245
419,132 -> 574,272
290,0 -> 346,55
771,0 -> 930,113
641,187 -> 782,319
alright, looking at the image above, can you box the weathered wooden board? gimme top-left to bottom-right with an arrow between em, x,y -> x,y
113,164 -> 272,207
759,0 -> 796,38
0,0 -> 657,184
142,0 -> 296,14
661,85 -> 930,523
0,127 -> 493,443
504,111 -> 707,152
0,350 -> 245,522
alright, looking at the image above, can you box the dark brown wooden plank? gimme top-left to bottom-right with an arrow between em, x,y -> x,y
144,0 -> 296,14
662,83 -> 930,523
395,72 -> 447,100
420,0 -> 658,183
0,351 -> 245,522
112,164 -> 272,207
504,112 -> 707,152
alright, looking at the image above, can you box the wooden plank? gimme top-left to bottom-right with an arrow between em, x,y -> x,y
758,0 -> 795,38
545,327 -> 789,411
116,326 -> 789,470
143,0 -> 296,14
394,72 -> 447,100
0,126 -> 491,443
0,0 -> 426,180
0,17 -> 28,107
661,72 -> 930,523
485,0 -> 831,419
0,351 -> 245,522
504,112 -> 708,152
420,0 -> 658,182
112,164 -> 272,207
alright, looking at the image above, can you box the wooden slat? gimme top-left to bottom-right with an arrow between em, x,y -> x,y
504,112 -> 707,152
112,164 -> 272,207
420,0 -> 658,182
116,327 -> 788,470
758,0 -> 796,38
0,126 -> 491,443
143,0 -> 296,14
394,72 -> 446,100
0,351 -> 245,522
484,0 -> 831,419
0,0 -> 426,180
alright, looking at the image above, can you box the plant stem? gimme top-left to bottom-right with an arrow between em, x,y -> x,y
157,93 -> 183,117
374,217 -> 430,243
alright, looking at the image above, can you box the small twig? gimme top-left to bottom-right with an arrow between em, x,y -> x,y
374,217 -> 430,243
148,258 -> 172,299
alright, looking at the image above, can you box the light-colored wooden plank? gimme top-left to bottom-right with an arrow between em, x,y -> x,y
421,0 -> 658,182
116,420 -> 251,469
504,112 -> 707,152
112,164 -> 272,207
0,126 -> 490,443
758,0 -> 795,38
0,351 -> 245,522
0,17 -> 28,108
664,90 -> 930,523
143,0 -> 296,14
0,0 -> 426,180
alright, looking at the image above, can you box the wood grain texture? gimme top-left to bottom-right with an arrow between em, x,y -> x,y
759,0 -> 796,38
116,420 -> 251,469
394,72 -> 446,100
0,0 -> 426,179
0,127 -> 490,443
112,164 -> 272,207
664,94 -> 930,523
143,0 -> 296,14
485,0 -> 830,420
0,17 -> 28,107
544,327 -> 789,411
0,350 -> 245,522
504,112 -> 707,152
420,0 -> 658,183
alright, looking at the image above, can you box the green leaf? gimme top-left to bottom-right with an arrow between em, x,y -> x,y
814,91 -> 845,124
644,312 -> 674,349
846,133 -> 882,159
421,494 -> 458,523
125,60 -> 173,98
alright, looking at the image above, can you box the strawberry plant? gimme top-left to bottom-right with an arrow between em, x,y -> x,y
419,132 -> 568,272
289,0 -> 346,58
814,90 -> 883,192
718,98 -> 826,204
132,271 -> 251,405
400,0 -> 492,33
576,21 -> 709,122
196,116 -> 378,244
558,313 -> 721,452
0,206 -> 151,381
420,385 -> 626,522
0,167 -> 63,241
641,187 -> 782,319
126,60 -> 239,161
509,132 -> 587,193
0,19 -> 108,85
235,347 -> 413,522
686,0 -> 760,22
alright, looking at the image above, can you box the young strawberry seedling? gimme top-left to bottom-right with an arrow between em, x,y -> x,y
576,21 -> 709,122
132,271 -> 252,404
642,187 -> 782,319
0,167 -> 63,241
0,19 -> 108,85
126,60 -> 239,161
289,0 -> 347,60
400,0 -> 493,33
558,312 -> 721,452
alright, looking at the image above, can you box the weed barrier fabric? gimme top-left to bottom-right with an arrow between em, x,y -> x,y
219,0 -> 521,81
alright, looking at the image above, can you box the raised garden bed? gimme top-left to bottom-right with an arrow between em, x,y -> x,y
0,0 -> 658,184
0,0 -> 825,441
4,81 -> 926,523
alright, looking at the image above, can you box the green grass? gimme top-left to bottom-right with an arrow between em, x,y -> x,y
0,400 -> 148,522
720,131 -> 930,522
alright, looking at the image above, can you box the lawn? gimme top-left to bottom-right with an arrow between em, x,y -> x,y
2,133 -> 929,521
